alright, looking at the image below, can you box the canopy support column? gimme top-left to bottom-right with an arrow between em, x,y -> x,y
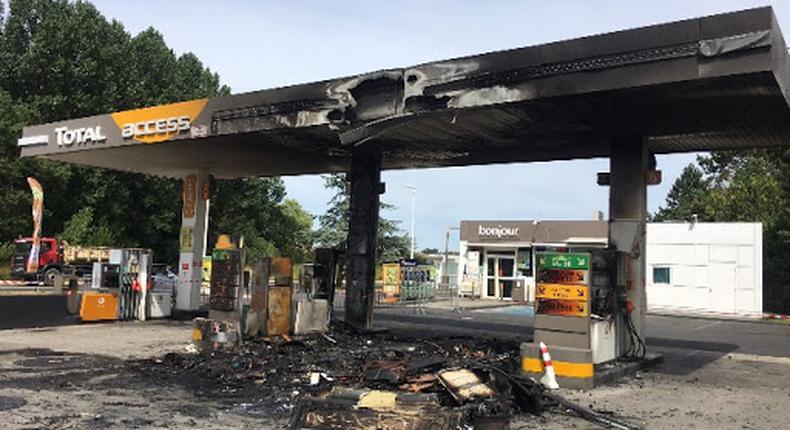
176,171 -> 210,311
345,148 -> 382,329
608,136 -> 648,356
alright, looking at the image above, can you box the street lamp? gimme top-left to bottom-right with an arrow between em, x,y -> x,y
530,219 -> 542,243
405,185 -> 416,259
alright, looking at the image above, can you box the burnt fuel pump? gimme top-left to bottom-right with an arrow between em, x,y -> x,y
312,248 -> 342,308
589,249 -> 645,360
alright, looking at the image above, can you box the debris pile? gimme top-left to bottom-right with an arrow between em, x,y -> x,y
136,321 -> 638,429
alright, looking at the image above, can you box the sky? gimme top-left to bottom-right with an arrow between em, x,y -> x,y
89,0 -> 790,250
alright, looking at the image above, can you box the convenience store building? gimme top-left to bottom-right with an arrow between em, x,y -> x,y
457,220 -> 764,317
457,220 -> 608,302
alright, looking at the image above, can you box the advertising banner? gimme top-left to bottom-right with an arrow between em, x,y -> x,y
536,299 -> 589,317
537,269 -> 588,285
536,251 -> 591,318
25,177 -> 44,273
382,263 -> 401,303
182,174 -> 197,219
536,283 -> 589,301
537,253 -> 590,270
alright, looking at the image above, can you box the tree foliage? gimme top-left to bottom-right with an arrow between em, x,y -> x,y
315,174 -> 410,263
0,0 -> 312,265
650,164 -> 712,222
653,149 -> 790,313
209,178 -> 314,264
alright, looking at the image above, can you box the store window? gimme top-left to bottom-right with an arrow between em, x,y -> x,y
653,266 -> 671,285
517,248 -> 532,277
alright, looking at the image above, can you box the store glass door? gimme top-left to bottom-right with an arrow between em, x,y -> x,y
498,257 -> 515,299
485,252 -> 516,299
486,256 -> 496,297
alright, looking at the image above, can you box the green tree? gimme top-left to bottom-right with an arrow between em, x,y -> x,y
0,0 -> 228,263
59,207 -> 116,246
653,149 -> 790,313
314,174 -> 349,251
0,1 -> 311,269
315,173 -> 410,263
652,164 -> 712,222
276,198 -> 315,263
209,178 -> 315,265
698,151 -> 783,229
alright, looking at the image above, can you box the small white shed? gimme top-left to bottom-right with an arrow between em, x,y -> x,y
646,222 -> 763,317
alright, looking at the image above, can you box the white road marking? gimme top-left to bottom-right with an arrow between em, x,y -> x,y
693,320 -> 721,331
725,353 -> 790,365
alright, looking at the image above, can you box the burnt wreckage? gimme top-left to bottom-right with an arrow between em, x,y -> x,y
139,322 -> 641,429
20,6 -> 790,330
17,6 -> 790,426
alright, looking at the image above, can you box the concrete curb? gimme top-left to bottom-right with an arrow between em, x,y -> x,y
374,300 -> 524,311
648,310 -> 784,325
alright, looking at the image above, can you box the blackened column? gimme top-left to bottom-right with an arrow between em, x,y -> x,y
608,136 -> 648,356
345,148 -> 382,329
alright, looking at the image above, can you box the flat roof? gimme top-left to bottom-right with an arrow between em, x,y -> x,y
460,220 -> 607,244
19,7 -> 790,178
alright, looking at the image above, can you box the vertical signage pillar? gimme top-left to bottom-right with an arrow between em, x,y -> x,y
176,170 -> 211,311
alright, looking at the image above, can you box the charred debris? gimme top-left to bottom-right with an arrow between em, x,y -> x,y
134,321 -> 640,429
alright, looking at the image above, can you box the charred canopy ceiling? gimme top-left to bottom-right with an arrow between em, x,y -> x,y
19,7 -> 790,178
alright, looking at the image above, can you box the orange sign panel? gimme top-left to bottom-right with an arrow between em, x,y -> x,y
200,174 -> 215,200
382,263 -> 401,285
182,174 -> 197,219
80,293 -> 118,322
536,299 -> 589,317
536,284 -> 589,301
110,98 -> 208,144
538,269 -> 588,285
267,286 -> 292,336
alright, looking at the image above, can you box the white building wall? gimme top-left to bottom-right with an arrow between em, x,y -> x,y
646,222 -> 762,317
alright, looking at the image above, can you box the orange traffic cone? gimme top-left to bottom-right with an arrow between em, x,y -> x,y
539,342 -> 560,389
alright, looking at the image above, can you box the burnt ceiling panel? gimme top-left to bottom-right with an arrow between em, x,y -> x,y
23,7 -> 790,178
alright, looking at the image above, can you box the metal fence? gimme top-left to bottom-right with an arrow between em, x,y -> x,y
375,275 -> 463,313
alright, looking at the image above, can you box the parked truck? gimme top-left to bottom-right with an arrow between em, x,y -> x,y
10,237 -> 110,285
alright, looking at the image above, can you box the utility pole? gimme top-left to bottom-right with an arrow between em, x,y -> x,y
405,185 -> 416,259
443,226 -> 460,288
444,226 -> 460,313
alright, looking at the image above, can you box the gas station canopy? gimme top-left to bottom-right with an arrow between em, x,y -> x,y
18,7 -> 790,178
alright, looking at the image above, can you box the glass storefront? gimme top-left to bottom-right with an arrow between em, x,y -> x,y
484,250 -> 517,300
458,220 -> 609,301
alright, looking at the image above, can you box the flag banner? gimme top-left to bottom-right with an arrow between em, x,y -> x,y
26,177 -> 44,273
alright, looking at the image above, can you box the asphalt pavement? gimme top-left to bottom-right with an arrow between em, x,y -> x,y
347,304 -> 790,359
645,313 -> 790,358
2,302 -> 788,429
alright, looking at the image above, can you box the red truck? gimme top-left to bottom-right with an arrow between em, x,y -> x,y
10,237 -> 109,285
